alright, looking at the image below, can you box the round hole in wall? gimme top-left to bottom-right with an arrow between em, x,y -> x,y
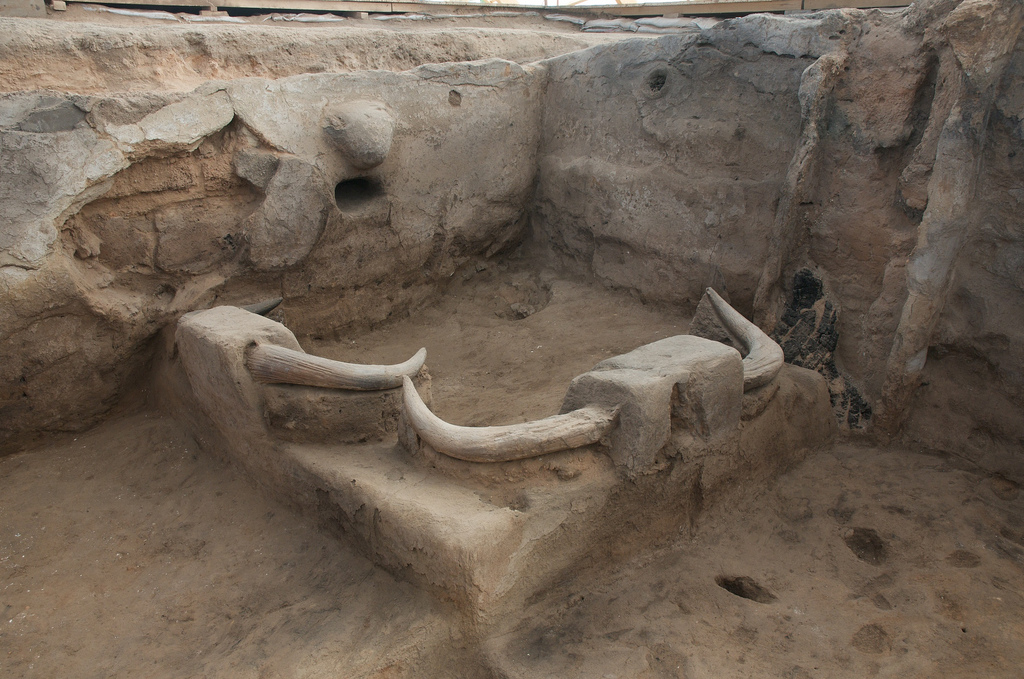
645,68 -> 668,95
335,177 -> 383,211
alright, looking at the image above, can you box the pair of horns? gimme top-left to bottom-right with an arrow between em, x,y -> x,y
244,292 -> 782,462
245,342 -> 617,462
401,291 -> 783,461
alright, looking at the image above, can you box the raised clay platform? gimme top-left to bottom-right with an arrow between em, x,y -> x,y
170,303 -> 835,621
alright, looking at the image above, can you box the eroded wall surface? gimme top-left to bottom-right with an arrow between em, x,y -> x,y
1,59 -> 542,449
532,17 -> 818,313
0,18 -> 615,94
1,0 -> 1022,480
531,0 -> 1024,477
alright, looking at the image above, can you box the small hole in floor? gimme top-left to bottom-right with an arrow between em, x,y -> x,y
449,90 -> 462,107
715,575 -> 777,604
335,177 -> 383,211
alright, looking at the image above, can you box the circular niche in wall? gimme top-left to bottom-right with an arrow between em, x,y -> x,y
335,177 -> 384,211
641,67 -> 671,100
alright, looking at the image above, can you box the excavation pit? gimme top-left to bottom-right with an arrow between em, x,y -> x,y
3,3 -> 1024,675
168,270 -> 834,619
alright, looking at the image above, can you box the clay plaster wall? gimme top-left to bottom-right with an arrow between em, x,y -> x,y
1,0 -> 1022,479
904,28 -> 1024,475
529,0 -> 1024,476
532,17 -> 819,314
0,60 -> 543,450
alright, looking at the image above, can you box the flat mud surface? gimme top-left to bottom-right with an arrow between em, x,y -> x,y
3,272 -> 1023,677
303,264 -> 689,426
492,444 -> 1024,678
0,413 -> 458,678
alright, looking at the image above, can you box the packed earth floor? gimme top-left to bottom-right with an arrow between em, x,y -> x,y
2,269 -> 1023,678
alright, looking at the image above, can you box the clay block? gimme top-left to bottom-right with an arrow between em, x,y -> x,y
242,156 -> 330,270
263,371 -> 431,444
154,196 -> 253,273
83,213 -> 155,271
562,335 -> 742,474
234,148 -> 279,190
176,306 -> 302,438
701,363 -> 836,492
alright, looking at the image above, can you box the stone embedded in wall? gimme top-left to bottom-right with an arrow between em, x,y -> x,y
105,89 -> 235,155
771,269 -> 872,429
322,100 -> 395,170
233,148 -> 280,190
242,156 -> 331,270
0,120 -> 127,269
16,100 -> 86,133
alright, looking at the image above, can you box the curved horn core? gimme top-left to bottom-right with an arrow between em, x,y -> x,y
247,344 -> 426,391
704,287 -> 784,391
402,376 -> 618,463
241,297 -> 283,316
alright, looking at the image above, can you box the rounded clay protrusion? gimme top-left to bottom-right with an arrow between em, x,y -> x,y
322,100 -> 395,170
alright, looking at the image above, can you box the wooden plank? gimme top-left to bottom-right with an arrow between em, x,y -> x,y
216,0 -> 391,11
66,0 -> 911,18
595,0 -> 802,16
388,1 -> 543,13
69,0 -> 211,7
803,0 -> 909,8
68,0 -> 393,9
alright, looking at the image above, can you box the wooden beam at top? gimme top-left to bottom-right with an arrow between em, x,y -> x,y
803,0 -> 908,8
388,1 -> 539,11
215,0 -> 391,11
593,0 -> 801,15
66,0 -> 913,17
70,0 -> 212,7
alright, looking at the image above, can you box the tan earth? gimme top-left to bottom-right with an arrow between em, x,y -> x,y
2,1 -> 1023,677
3,264 -> 1024,677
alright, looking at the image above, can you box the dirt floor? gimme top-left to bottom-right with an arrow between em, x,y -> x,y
3,267 -> 1023,677
489,443 -> 1024,678
302,260 -> 689,426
